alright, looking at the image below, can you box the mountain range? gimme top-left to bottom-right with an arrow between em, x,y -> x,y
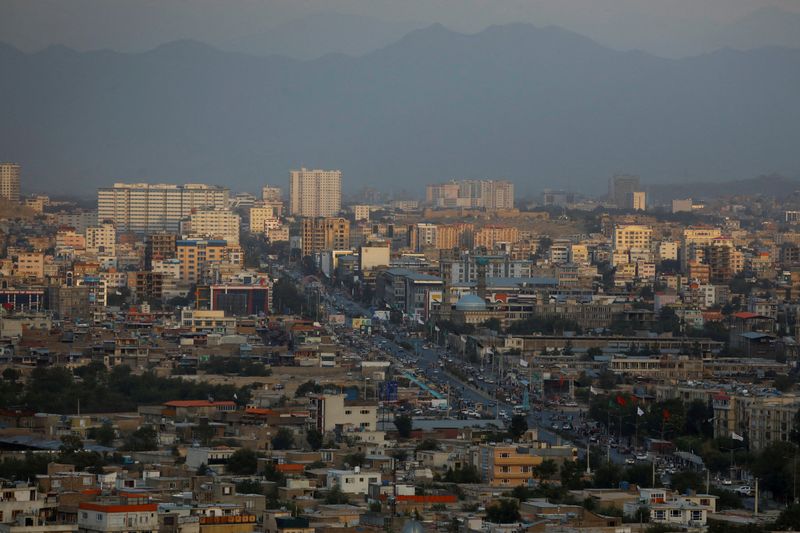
1,23 -> 799,195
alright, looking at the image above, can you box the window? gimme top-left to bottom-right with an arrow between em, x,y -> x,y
671,510 -> 681,517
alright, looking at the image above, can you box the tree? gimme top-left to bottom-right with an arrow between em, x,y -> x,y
415,438 -> 440,451
343,452 -> 366,467
122,426 -> 158,451
394,414 -> 413,438
306,428 -> 323,451
775,503 -> 800,530
194,418 -> 216,445
197,462 -> 210,476
227,448 -> 258,475
325,484 -> 349,504
444,465 -> 481,483
60,434 -> 84,455
271,427 -> 295,450
235,479 -> 264,495
88,421 -> 115,447
294,380 -> 322,398
2,368 -> 20,382
668,471 -> 704,495
485,499 -> 520,524
481,318 -> 502,333
532,459 -> 558,480
509,415 -> 528,441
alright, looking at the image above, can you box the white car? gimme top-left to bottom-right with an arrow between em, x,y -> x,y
734,486 -> 752,496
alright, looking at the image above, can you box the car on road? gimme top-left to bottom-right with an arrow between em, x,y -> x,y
734,486 -> 752,496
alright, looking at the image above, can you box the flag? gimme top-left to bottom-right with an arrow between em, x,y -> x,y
616,395 -> 626,407
233,393 -> 238,401
731,432 -> 744,442
662,409 -> 670,420
637,407 -> 645,416
590,386 -> 600,395
434,325 -> 440,332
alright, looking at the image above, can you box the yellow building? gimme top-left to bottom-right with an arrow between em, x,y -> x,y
473,226 -> 519,250
612,224 -> 652,253
301,217 -> 350,257
478,445 -> 543,487
176,239 -> 229,283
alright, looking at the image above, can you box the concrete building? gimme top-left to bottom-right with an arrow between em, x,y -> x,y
311,394 -> 377,433
0,163 -> 21,202
612,224 -> 652,254
180,309 -> 237,335
13,252 -> 44,279
78,496 -> 158,533
359,243 -> 390,271
249,207 -> 280,234
609,174 -> 640,208
289,168 -> 341,217
630,191 -> 646,211
97,183 -> 229,233
300,218 -> 350,257
672,198 -> 693,213
175,240 -> 231,284
326,468 -> 381,495
352,205 -> 371,222
184,209 -> 240,245
473,226 -> 520,250
426,179 -> 514,209
85,223 -> 116,256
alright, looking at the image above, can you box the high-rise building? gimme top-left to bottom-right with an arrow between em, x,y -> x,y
0,163 -> 21,202
249,206 -> 281,233
97,183 -> 229,233
426,179 -> 514,209
301,217 -> 350,257
262,185 -> 282,202
85,222 -> 116,256
289,168 -> 342,217
630,191 -> 647,211
609,174 -> 640,208
182,208 -> 240,245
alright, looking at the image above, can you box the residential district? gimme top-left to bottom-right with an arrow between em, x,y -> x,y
3,164 -> 800,533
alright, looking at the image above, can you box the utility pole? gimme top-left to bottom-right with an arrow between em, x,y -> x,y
754,478 -> 759,516
586,440 -> 591,475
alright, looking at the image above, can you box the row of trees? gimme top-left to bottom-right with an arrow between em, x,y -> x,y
0,362 -> 249,414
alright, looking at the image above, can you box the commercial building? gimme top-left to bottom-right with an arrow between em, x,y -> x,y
183,209 -> 240,245
630,191 -> 646,211
0,163 -> 21,202
300,218 -> 350,257
609,174 -> 640,208
175,240 -> 236,284
311,394 -> 377,433
426,179 -> 514,209
473,226 -> 520,250
289,168 -> 342,217
97,183 -> 229,233
85,223 -> 116,256
144,232 -> 177,269
249,206 -> 281,233
78,496 -> 158,533
180,309 -> 237,334
612,224 -> 652,255
359,243 -> 390,271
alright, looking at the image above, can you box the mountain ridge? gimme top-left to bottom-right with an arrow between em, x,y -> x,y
1,22 -> 799,195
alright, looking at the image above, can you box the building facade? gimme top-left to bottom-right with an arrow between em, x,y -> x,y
289,168 -> 342,217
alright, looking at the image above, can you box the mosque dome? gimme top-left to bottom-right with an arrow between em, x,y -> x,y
455,294 -> 487,311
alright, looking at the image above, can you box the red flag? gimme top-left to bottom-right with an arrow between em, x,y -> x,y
616,395 -> 626,407
559,375 -> 565,387
662,409 -> 671,420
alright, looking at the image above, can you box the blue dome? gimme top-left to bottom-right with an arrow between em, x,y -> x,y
455,294 -> 487,311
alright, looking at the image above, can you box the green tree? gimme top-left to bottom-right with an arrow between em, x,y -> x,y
343,452 -> 366,467
485,499 -> 520,524
235,479 -> 264,494
2,368 -> 20,382
271,427 -> 295,450
306,428 -> 323,451
444,465 -> 481,483
532,459 -> 558,480
394,414 -> 413,438
325,484 -> 350,504
415,438 -> 440,451
121,426 -> 158,451
294,380 -> 322,398
59,434 -> 84,455
509,414 -> 528,440
87,421 -> 115,447
227,448 -> 258,475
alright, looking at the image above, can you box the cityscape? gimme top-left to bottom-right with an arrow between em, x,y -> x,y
2,1 -> 800,533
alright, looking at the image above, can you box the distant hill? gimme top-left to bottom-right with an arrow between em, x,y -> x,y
1,23 -> 800,195
647,175 -> 800,202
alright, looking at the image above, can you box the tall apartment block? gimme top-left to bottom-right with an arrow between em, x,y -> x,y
301,217 -> 350,257
289,168 -> 342,217
609,174 -> 640,209
97,183 -> 229,233
0,162 -> 21,202
426,179 -> 514,209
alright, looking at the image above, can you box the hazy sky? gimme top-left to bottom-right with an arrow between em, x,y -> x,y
2,0 -> 800,57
